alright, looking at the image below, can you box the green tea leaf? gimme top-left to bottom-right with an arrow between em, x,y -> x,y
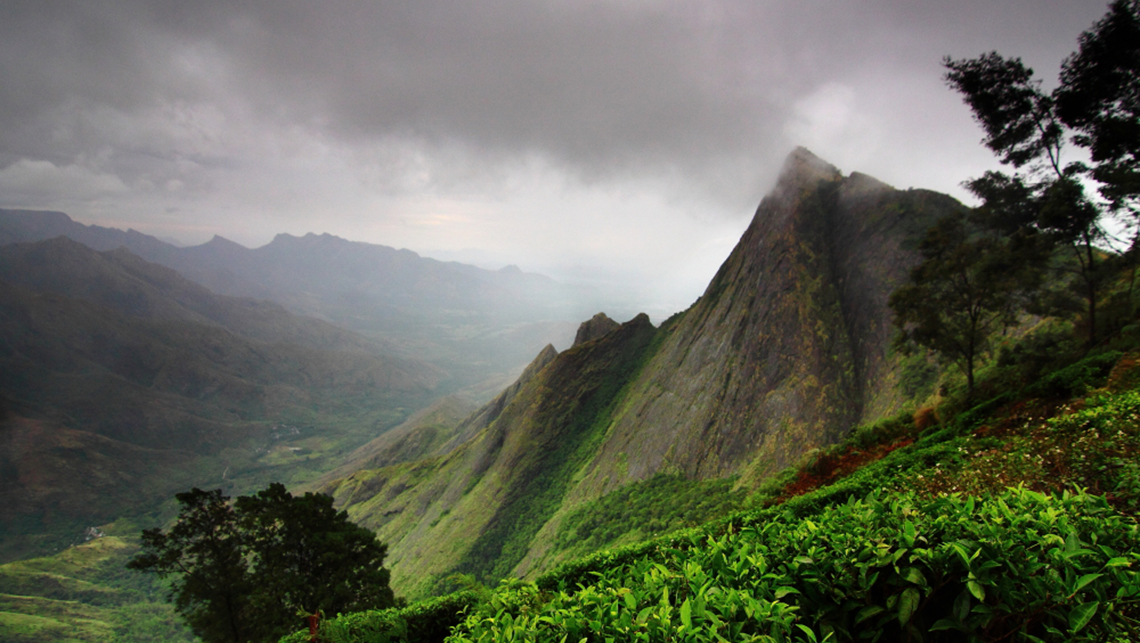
967,580 -> 985,602
855,605 -> 885,624
898,587 -> 920,625
902,566 -> 926,587
1073,573 -> 1102,594
929,618 -> 959,632
1068,601 -> 1098,634
774,587 -> 799,599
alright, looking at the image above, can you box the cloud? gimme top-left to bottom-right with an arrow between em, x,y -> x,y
783,83 -> 882,166
0,0 -> 1119,313
0,159 -> 129,204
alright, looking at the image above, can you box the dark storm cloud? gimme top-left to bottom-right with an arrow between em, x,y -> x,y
0,1 -> 1110,190
0,0 -> 1118,315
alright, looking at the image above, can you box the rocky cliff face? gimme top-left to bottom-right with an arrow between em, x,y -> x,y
573,313 -> 621,347
324,148 -> 962,595
570,149 -> 961,497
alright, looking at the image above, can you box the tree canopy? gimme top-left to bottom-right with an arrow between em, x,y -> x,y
128,483 -> 396,643
943,0 -> 1140,348
889,212 -> 1041,396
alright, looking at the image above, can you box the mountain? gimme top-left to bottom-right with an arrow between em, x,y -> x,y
0,239 -> 443,560
0,211 -> 594,389
0,236 -> 386,354
318,148 -> 962,596
567,150 -> 958,494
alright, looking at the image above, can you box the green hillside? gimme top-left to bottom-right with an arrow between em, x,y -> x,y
289,334 -> 1140,643
0,534 -> 194,643
0,240 -> 444,563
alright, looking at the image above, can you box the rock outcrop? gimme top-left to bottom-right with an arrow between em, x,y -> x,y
573,313 -> 621,347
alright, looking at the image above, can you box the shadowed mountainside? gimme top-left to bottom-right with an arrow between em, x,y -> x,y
0,240 -> 443,560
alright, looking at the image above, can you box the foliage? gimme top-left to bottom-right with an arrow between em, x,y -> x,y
1024,350 -> 1122,399
553,474 -> 746,557
1055,0 -> 1140,213
944,1 -> 1140,346
129,483 -> 395,643
280,590 -> 485,643
448,488 -> 1140,643
914,387 -> 1140,511
890,212 -> 1041,395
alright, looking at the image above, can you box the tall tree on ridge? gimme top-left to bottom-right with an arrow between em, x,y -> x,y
944,0 -> 1140,348
890,212 -> 1042,397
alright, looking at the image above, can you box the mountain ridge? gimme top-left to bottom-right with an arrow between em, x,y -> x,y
0,209 -> 592,391
0,239 -> 445,561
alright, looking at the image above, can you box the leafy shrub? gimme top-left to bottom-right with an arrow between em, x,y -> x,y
280,590 -> 484,643
1025,350 -> 1122,400
452,488 -> 1140,643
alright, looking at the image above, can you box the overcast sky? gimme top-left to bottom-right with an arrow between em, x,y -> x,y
0,0 -> 1113,316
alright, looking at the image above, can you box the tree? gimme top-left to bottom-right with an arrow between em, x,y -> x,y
128,483 -> 396,643
236,483 -> 396,641
1057,0 -> 1140,215
944,0 -> 1140,348
890,213 -> 1041,396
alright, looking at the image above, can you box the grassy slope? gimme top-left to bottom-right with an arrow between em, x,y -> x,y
320,316 -> 660,599
0,535 -> 194,643
294,333 -> 1140,643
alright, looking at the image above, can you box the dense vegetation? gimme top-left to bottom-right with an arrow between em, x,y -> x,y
129,484 -> 395,643
0,535 -> 195,643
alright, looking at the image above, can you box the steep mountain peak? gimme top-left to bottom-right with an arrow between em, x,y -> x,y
202,235 -> 247,250
842,171 -> 895,197
573,312 -> 621,347
569,150 -> 957,495
778,147 -> 842,186
323,151 -> 967,594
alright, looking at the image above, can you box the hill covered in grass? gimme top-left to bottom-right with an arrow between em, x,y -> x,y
291,335 -> 1140,643
0,534 -> 194,643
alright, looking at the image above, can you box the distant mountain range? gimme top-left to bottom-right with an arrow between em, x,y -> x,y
314,148 -> 959,597
0,210 -> 595,391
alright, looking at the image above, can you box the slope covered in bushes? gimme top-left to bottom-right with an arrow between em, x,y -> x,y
286,342 -> 1140,642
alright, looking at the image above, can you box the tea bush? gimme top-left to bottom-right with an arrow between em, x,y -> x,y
451,488 -> 1140,643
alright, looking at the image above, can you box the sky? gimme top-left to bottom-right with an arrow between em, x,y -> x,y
0,0 -> 1114,316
